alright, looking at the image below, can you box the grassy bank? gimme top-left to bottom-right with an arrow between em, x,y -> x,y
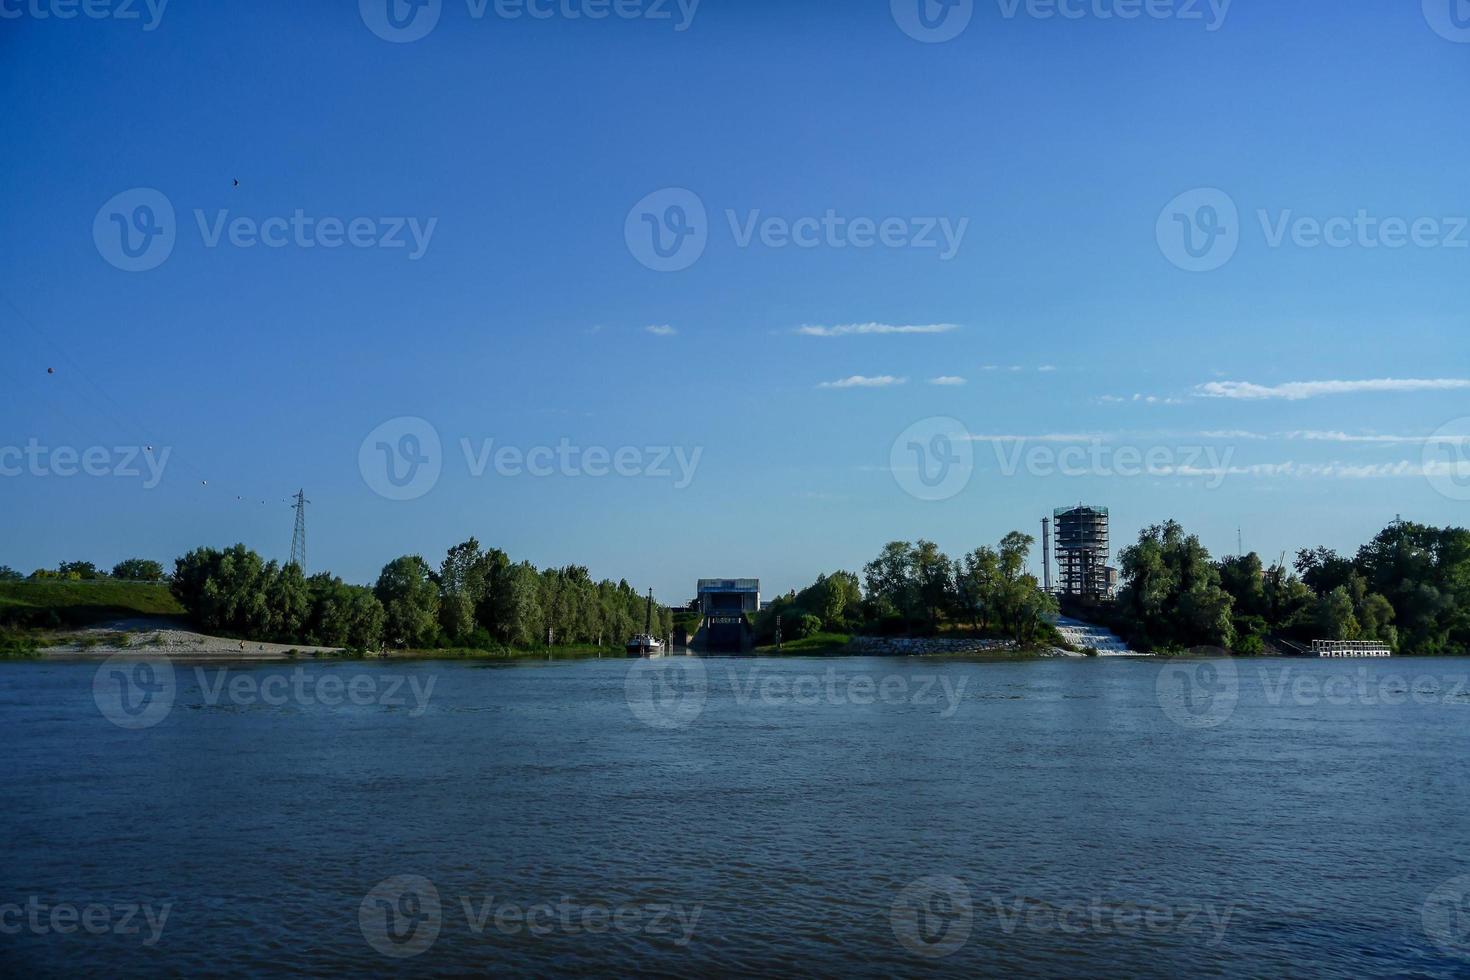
0,580 -> 184,629
754,632 -> 853,655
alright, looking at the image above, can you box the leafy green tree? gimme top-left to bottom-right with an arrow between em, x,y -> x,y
374,555 -> 441,648
437,538 -> 493,644
265,561 -> 310,642
0,566 -> 21,582
304,573 -> 385,649
864,541 -> 916,626
1262,563 -> 1315,638
955,546 -> 1001,632
58,561 -> 103,580
912,540 -> 954,633
1294,547 -> 1354,596
171,544 -> 274,636
111,558 -> 165,581
1314,586 -> 1360,641
502,562 -> 545,647
1115,520 -> 1234,650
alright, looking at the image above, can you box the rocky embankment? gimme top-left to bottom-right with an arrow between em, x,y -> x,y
844,636 -> 1079,657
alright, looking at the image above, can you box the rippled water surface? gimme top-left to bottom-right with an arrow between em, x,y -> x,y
4,655 -> 1470,977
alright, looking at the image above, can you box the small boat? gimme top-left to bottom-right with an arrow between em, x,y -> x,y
625,588 -> 664,657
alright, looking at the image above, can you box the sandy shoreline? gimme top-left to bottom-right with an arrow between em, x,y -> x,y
38,618 -> 348,660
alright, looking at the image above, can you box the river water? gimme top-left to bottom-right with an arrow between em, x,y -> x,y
3,654 -> 1470,977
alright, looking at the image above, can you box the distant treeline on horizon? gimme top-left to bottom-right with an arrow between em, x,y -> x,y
5,517 -> 1467,656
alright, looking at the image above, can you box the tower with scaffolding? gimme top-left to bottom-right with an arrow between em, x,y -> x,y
1051,504 -> 1115,600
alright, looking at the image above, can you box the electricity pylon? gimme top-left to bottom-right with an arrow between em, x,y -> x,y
289,489 -> 309,571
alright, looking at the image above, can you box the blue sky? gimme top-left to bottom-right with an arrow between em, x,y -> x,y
2,0 -> 1469,602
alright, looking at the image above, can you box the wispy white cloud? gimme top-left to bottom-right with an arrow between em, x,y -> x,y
796,322 -> 959,337
969,432 -> 1114,442
817,375 -> 908,389
1162,460 -> 1470,480
1038,365 -> 1057,373
645,324 -> 677,336
1098,393 -> 1185,405
1195,378 -> 1470,400
1205,430 -> 1470,447
928,376 -> 967,386
1199,429 -> 1269,440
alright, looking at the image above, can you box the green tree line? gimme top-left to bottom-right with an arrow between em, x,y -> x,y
1110,518 -> 1470,655
7,559 -> 166,582
169,538 -> 672,653
751,532 -> 1060,647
